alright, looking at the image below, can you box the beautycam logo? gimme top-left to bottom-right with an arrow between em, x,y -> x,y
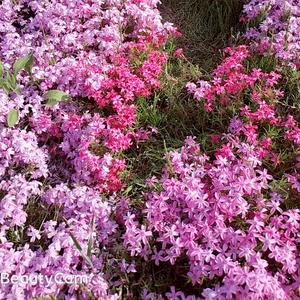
0,272 -> 92,288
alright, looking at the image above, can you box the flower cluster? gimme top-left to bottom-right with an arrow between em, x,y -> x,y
125,136 -> 300,299
242,0 -> 300,68
177,2 -> 300,295
0,0 -> 174,298
186,45 -> 281,112
0,184 -> 118,300
187,45 -> 300,196
0,0 -> 174,192
0,0 -> 299,298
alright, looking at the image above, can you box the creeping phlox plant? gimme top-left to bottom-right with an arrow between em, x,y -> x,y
187,45 -> 300,197
0,0 -> 299,299
0,0 -> 175,193
125,136 -> 300,300
0,0 -> 175,299
242,0 -> 300,68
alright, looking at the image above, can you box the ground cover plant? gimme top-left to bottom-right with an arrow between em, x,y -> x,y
0,0 -> 299,299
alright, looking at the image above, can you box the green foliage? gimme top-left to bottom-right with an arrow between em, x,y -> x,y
0,54 -> 33,94
44,90 -> 70,106
0,54 -> 36,128
87,216 -> 95,259
7,108 -> 19,127
0,61 -> 4,79
13,53 -> 34,75
1,71 -> 19,93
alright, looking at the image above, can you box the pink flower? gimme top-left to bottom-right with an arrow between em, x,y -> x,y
27,226 -> 41,243
174,48 -> 184,58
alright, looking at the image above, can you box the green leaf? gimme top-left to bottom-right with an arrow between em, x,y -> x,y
44,89 -> 69,101
68,230 -> 83,252
87,236 -> 93,258
123,185 -> 133,196
14,86 -> 21,95
63,217 -> 94,268
44,89 -> 69,106
13,54 -> 34,75
45,98 -> 59,107
87,216 -> 95,258
81,252 -> 94,269
6,72 -> 17,91
0,61 -> 4,79
7,109 -> 19,127
0,78 -> 4,89
2,81 -> 12,93
69,230 -> 94,268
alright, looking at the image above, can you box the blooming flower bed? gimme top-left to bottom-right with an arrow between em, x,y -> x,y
0,0 -> 175,298
242,0 -> 300,68
127,135 -> 299,299
0,0 -> 299,299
